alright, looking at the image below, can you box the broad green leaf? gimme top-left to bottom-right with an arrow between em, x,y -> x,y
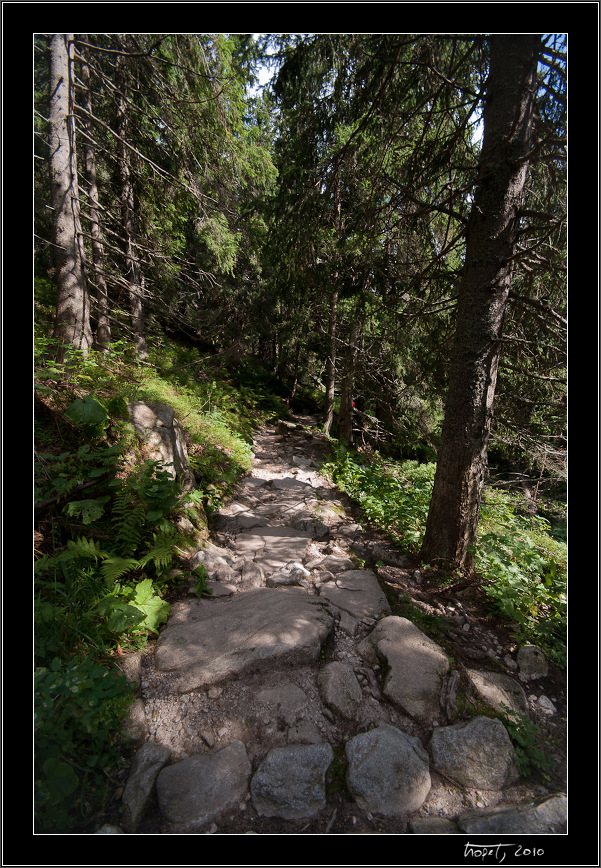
64,497 -> 109,524
64,395 -> 108,428
42,758 -> 79,804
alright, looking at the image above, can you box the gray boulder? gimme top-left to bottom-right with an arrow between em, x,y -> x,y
318,661 -> 363,720
458,793 -> 567,834
517,644 -> 549,680
231,525 -> 312,572
358,616 -> 449,722
429,716 -> 519,790
121,698 -> 148,742
345,724 -> 431,816
156,741 -> 251,826
290,517 -> 330,540
154,588 -> 334,693
465,668 -> 529,717
250,743 -> 334,819
318,570 -> 391,623
276,420 -> 303,436
306,554 -> 355,573
122,742 -> 171,831
408,817 -> 462,834
266,561 -> 311,587
256,683 -> 308,716
127,401 -> 196,491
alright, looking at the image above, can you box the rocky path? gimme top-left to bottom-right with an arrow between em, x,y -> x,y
110,415 -> 566,836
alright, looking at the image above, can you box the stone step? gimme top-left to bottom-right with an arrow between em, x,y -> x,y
114,418 -> 565,836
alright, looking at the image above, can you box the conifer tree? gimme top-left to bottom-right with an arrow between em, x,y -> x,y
420,35 -> 542,569
48,34 -> 93,356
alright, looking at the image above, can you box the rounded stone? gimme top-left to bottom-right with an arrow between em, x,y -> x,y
517,644 -> 548,680
429,716 -> 519,790
317,661 -> 363,720
345,724 -> 431,816
156,740 -> 251,826
250,743 -> 334,819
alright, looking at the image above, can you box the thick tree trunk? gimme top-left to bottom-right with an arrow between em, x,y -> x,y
77,35 -> 111,351
420,35 -> 540,571
49,33 -> 93,356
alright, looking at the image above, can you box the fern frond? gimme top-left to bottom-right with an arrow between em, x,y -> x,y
137,529 -> 188,574
101,556 -> 140,585
61,536 -> 109,562
111,489 -> 146,556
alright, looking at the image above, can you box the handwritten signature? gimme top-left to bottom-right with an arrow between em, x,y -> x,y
464,842 -> 545,863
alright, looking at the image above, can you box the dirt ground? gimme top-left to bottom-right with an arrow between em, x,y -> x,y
104,417 -> 566,836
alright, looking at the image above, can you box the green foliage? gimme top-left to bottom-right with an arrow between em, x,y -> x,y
322,445 -> 435,553
475,489 -> 566,667
497,704 -> 556,779
64,393 -> 109,433
126,459 -> 182,522
99,577 -> 170,636
64,496 -> 111,525
35,457 -> 196,662
35,442 -> 122,507
192,564 -> 212,599
323,446 -> 566,667
34,656 -> 133,831
34,453 -> 191,830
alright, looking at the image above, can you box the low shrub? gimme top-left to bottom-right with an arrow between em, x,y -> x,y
34,656 -> 134,832
322,445 -> 435,553
34,333 -> 292,830
323,446 -> 566,667
474,489 -> 567,668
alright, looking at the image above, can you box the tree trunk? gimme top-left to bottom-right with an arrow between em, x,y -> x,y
338,316 -> 360,443
116,51 -> 149,359
323,178 -> 342,437
322,290 -> 338,436
49,33 -> 93,357
77,35 -> 111,351
420,35 -> 540,571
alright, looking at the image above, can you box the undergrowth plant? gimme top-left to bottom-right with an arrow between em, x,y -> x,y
475,489 -> 567,668
323,444 -> 566,667
497,704 -> 556,780
34,332 -> 292,831
35,457 -> 196,660
34,657 -> 133,832
34,453 -> 198,831
322,444 -> 435,553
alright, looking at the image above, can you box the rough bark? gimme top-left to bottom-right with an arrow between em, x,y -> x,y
49,33 -> 93,356
420,35 -> 540,570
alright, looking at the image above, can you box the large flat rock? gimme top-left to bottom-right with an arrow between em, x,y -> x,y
155,588 -> 335,693
156,741 -> 251,826
231,525 -> 312,571
358,616 -> 449,722
317,570 -> 391,622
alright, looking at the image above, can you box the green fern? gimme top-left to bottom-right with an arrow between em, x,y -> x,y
138,528 -> 189,575
100,556 -> 140,585
61,536 -> 109,563
111,489 -> 146,556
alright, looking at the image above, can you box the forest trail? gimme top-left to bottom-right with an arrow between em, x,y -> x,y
114,415 -> 566,836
